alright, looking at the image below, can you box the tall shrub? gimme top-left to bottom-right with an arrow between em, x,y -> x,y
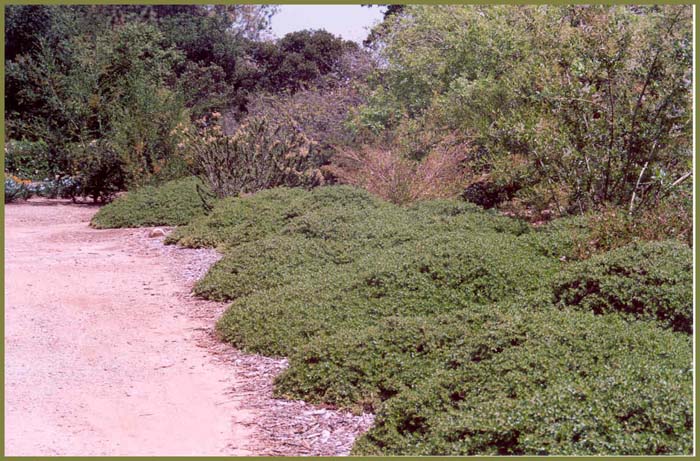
175,114 -> 324,199
329,139 -> 469,205
359,5 -> 692,217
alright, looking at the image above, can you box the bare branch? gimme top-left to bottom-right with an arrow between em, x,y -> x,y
628,161 -> 649,213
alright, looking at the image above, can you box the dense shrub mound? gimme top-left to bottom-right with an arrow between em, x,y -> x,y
193,235 -> 332,301
553,241 -> 693,333
275,299 -> 543,412
164,187 -> 312,248
168,187 -> 532,250
161,185 -> 691,455
519,215 -> 590,259
91,177 -> 209,228
352,311 -> 692,456
214,231 -> 558,357
174,187 -> 537,303
166,186 -> 554,355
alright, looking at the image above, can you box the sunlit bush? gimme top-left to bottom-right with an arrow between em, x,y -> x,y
174,114 -> 324,199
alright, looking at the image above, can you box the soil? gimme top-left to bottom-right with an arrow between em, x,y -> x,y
4,198 -> 372,456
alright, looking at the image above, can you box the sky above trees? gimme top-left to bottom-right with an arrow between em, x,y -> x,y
270,5 -> 385,42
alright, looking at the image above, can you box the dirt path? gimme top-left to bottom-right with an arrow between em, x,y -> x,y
5,199 -> 373,456
4,199 -> 261,455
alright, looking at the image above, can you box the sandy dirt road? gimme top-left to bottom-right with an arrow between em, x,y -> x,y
4,200 -> 257,456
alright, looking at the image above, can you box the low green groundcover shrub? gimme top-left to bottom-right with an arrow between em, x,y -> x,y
214,231 -> 558,357
351,310 -> 692,455
519,215 -> 590,260
553,241 -> 692,333
175,187 -> 540,304
275,298 -> 545,412
164,186 -> 312,248
91,177 -> 209,228
166,186 -> 532,250
170,187 -> 556,358
155,185 -> 692,455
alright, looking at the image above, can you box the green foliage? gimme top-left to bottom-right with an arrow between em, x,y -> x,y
275,300 -> 538,412
173,187 -> 547,353
90,177 -> 209,228
166,186 -> 374,249
4,4 -> 279,194
166,186 -> 691,455
168,186 -> 531,251
5,11 -> 188,192
352,310 -> 692,455
5,5 -> 367,201
4,140 -> 56,180
212,237 -> 555,360
94,23 -> 187,186
156,5 -> 279,115
67,140 -> 126,203
250,30 -> 354,92
553,241 -> 692,333
6,5 -> 693,455
176,62 -> 232,118
359,5 -> 692,219
278,304 -> 692,455
175,115 -> 325,199
518,215 -> 590,260
5,5 -> 55,61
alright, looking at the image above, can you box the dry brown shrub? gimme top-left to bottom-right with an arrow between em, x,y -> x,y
327,140 -> 470,205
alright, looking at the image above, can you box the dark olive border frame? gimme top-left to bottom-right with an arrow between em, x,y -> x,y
0,1 -> 696,459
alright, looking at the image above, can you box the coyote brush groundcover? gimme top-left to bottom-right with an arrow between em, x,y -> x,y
93,181 -> 693,455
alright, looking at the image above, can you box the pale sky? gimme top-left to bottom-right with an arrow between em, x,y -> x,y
269,5 -> 386,43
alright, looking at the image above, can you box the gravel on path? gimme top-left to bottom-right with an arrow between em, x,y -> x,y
4,198 -> 371,456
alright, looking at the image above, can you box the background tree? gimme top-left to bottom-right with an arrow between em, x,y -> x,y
4,4 -> 277,197
355,5 -> 692,220
249,29 -> 356,93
